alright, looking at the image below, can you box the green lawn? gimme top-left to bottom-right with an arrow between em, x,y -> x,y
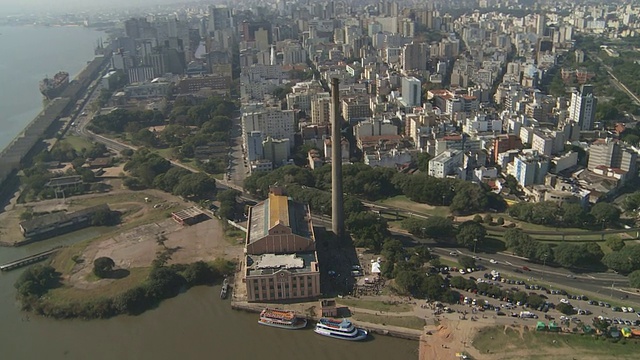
473,325 -> 639,360
336,299 -> 413,313
46,267 -> 151,306
62,135 -> 93,152
351,313 -> 425,330
377,195 -> 450,217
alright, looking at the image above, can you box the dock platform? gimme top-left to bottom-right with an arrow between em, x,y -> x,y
0,247 -> 61,271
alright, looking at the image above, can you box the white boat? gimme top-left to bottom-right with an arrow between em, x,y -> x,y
314,318 -> 368,341
258,308 -> 307,330
220,278 -> 229,299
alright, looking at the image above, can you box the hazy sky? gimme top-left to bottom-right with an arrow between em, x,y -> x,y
0,0 -> 188,15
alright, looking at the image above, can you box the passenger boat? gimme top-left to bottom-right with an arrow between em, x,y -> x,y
258,308 -> 307,330
220,278 -> 229,299
314,318 -> 368,341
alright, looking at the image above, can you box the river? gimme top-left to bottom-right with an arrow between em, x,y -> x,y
0,25 -> 102,151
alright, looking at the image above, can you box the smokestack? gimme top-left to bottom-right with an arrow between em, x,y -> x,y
331,78 -> 344,239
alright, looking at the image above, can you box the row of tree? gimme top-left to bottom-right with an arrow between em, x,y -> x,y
244,164 -> 504,215
123,149 -> 216,199
508,201 -> 621,229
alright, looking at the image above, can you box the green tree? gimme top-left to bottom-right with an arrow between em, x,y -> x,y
416,152 -> 431,172
483,214 -> 493,224
93,257 -> 116,278
590,202 -> 621,227
173,173 -> 217,199
556,303 -> 577,315
456,221 -> 487,249
602,244 -> 640,273
473,214 -> 483,223
605,235 -> 625,251
629,270 -> 640,289
14,265 -> 60,298
496,217 -> 505,225
623,191 -> 640,212
459,255 -> 476,269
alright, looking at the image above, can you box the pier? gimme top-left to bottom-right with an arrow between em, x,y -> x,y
0,247 -> 61,271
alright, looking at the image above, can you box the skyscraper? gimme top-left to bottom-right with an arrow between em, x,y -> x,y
402,77 -> 422,107
208,5 -> 232,32
569,84 -> 597,131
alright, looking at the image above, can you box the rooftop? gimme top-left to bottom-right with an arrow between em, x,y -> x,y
247,193 -> 312,245
20,204 -> 109,234
246,252 -> 318,276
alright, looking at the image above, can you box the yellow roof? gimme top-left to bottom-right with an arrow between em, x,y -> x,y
268,193 -> 290,229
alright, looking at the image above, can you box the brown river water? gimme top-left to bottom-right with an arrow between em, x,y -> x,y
0,230 -> 418,360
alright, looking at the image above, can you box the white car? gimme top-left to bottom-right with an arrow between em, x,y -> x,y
489,259 -> 497,264
622,307 -> 628,313
560,298 -> 570,304
459,269 -> 466,274
450,252 -> 458,256
628,307 -> 634,313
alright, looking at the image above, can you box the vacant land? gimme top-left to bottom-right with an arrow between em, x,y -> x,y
378,195 -> 450,217
473,325 -> 640,360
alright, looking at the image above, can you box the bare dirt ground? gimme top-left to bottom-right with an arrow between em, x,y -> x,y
66,216 -> 242,290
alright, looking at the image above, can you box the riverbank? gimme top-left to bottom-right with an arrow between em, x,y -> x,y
230,300 -> 422,341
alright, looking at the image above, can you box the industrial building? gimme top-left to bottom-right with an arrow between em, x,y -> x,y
244,187 -> 320,302
19,204 -> 110,240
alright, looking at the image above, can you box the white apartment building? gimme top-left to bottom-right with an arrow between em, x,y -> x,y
428,150 -> 463,178
242,107 -> 295,152
507,151 -> 550,187
569,84 -> 597,131
531,131 -> 553,156
463,115 -> 502,135
401,76 -> 422,107
354,118 -> 397,139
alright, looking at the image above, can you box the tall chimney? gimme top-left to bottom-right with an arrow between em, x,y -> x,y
331,78 -> 344,239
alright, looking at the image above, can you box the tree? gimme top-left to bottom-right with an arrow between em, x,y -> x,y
456,221 -> 487,249
590,202 -> 621,227
622,191 -> 640,212
14,265 -> 60,298
483,214 -> 493,224
552,243 -> 582,268
91,207 -> 119,226
606,235 -> 625,251
496,217 -> 505,225
602,244 -> 640,274
93,257 -> 116,278
459,255 -> 476,269
556,303 -> 577,315
473,214 -> 483,223
629,270 -> 640,289
172,173 -> 217,199
416,152 -> 431,172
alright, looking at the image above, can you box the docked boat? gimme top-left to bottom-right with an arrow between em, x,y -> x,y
258,308 -> 307,330
314,318 -> 368,341
39,71 -> 69,99
220,278 -> 229,299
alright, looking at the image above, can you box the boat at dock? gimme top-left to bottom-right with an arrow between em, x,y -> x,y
39,71 -> 69,99
220,278 -> 229,299
258,308 -> 307,330
314,318 -> 368,341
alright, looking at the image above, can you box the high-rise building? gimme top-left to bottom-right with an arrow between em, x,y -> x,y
401,42 -> 428,71
569,84 -> 597,131
536,13 -> 546,37
242,107 -> 295,151
588,138 -> 638,178
246,131 -> 264,162
402,76 -> 421,107
208,5 -> 232,32
508,151 -> 550,186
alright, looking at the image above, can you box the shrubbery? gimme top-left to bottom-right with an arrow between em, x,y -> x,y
17,260 -> 235,319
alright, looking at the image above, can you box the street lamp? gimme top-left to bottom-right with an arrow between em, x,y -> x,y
541,254 -> 548,280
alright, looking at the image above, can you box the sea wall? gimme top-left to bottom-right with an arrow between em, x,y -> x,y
0,52 -> 111,187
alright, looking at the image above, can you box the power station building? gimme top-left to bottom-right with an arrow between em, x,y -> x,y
244,188 -> 320,302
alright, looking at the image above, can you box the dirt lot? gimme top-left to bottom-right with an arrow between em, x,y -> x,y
67,215 -> 242,290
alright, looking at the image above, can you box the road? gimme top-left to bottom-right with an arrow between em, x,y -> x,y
588,51 -> 640,107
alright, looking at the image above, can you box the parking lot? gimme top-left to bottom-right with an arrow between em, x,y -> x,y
429,264 -> 640,329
